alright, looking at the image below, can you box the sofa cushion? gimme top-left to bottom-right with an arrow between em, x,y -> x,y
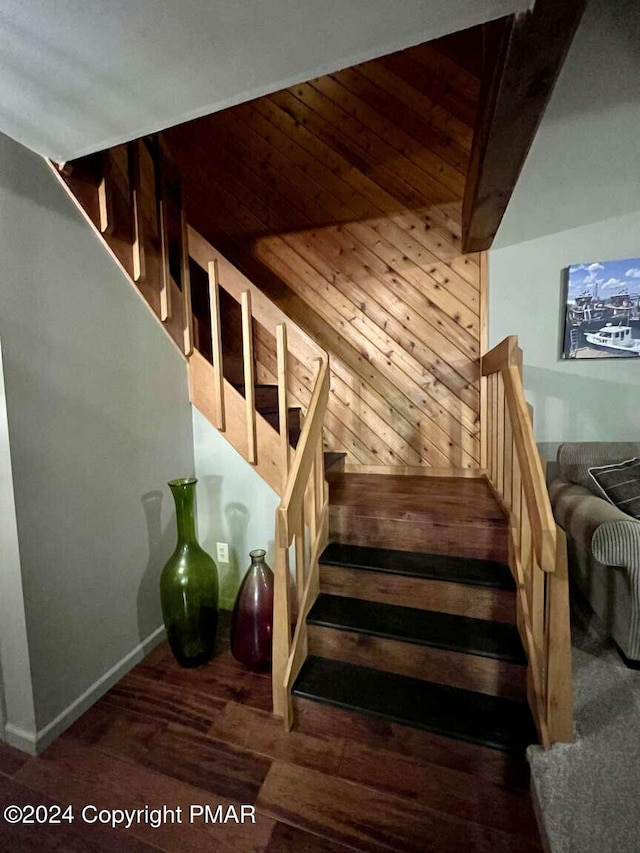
557,442 -> 640,490
589,457 -> 640,521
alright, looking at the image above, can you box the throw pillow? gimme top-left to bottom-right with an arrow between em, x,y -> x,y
588,457 -> 640,520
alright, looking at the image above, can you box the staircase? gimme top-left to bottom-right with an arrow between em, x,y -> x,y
50,133 -> 573,759
291,474 -> 537,761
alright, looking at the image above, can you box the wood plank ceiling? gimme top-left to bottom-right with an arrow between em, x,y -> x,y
165,31 -> 484,469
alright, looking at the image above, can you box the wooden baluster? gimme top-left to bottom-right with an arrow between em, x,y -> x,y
315,439 -> 324,518
545,526 -> 574,743
487,374 -> 496,483
272,536 -> 291,719
276,323 -> 290,489
489,373 -> 498,485
179,186 -> 193,356
503,404 -> 513,513
97,151 -> 113,235
511,441 -> 522,550
241,290 -> 257,464
275,508 -> 295,724
308,470 -> 318,547
154,139 -> 171,321
207,259 -> 225,431
530,555 -> 545,680
521,501 -> 533,612
127,141 -> 145,282
496,372 -> 505,499
295,506 -> 305,614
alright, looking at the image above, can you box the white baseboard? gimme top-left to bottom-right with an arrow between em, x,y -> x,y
4,625 -> 166,755
3,723 -> 37,755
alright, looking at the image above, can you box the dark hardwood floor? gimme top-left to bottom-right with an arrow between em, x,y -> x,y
0,615 -> 542,852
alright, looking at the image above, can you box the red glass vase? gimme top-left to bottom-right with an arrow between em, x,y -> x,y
230,549 -> 274,671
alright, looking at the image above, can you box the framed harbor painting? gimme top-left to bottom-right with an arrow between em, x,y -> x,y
562,257 -> 640,359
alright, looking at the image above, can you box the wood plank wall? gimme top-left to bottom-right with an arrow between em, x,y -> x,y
165,32 -> 484,468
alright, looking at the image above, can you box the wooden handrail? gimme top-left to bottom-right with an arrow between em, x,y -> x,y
272,358 -> 330,724
482,336 -> 572,747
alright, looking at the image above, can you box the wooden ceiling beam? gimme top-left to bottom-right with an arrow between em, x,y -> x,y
462,0 -> 587,254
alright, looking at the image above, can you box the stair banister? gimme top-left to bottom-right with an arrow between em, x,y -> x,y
272,357 -> 330,725
49,143 -> 331,726
482,336 -> 573,746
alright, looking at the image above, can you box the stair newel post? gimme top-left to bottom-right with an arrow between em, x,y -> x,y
276,323 -> 290,489
207,259 -> 225,431
127,140 -> 145,282
272,510 -> 292,722
153,137 -> 172,322
545,525 -> 573,744
179,185 -> 193,356
240,290 -> 257,464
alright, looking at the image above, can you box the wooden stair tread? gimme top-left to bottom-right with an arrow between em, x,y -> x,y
292,657 -> 537,754
307,594 -> 527,664
320,542 -> 515,590
329,475 -> 508,523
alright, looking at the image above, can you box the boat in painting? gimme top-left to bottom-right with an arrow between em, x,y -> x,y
584,323 -> 640,356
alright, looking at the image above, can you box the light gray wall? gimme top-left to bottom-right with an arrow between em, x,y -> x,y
0,338 -> 36,742
494,0 -> 640,249
489,210 -> 640,457
192,409 -> 279,611
0,0 -> 525,161
0,132 -> 194,747
489,0 -> 640,458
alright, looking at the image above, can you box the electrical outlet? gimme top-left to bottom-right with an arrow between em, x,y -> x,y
216,542 -> 229,563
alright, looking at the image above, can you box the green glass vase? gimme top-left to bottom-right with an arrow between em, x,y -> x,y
160,478 -> 219,668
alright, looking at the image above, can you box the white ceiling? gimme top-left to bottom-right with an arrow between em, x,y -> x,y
0,0 -> 525,162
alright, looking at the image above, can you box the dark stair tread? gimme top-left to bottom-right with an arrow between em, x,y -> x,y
307,594 -> 527,664
320,542 -> 515,590
293,656 -> 537,753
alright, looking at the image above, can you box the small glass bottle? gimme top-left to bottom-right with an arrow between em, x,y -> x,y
230,549 -> 274,671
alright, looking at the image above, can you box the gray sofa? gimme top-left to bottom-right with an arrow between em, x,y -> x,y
549,442 -> 640,665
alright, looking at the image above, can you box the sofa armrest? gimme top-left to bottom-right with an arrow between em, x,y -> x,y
550,478 -> 640,571
592,520 -> 640,572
